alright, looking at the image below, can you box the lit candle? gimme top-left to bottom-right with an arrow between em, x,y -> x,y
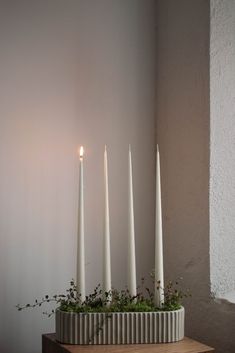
77,146 -> 85,302
103,146 -> 112,301
154,145 -> 164,307
128,145 -> 137,297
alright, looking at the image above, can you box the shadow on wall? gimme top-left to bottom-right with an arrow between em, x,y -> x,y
156,1 -> 235,353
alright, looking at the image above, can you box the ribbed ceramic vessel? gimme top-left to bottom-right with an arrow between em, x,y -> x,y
55,307 -> 184,344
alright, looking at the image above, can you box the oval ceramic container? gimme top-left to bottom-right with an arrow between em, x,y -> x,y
56,307 -> 184,345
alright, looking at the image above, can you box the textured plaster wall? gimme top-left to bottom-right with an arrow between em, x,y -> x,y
156,1 -> 235,353
0,1 -> 157,353
210,0 -> 235,298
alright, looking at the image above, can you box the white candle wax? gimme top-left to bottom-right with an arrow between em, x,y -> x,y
154,145 -> 164,307
128,145 -> 137,297
77,146 -> 85,302
103,145 -> 112,300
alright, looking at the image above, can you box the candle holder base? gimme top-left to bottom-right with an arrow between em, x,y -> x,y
56,307 -> 184,345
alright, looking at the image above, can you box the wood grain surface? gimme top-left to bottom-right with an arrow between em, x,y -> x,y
42,334 -> 214,353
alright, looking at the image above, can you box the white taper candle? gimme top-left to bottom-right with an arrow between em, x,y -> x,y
128,145 -> 137,297
154,145 -> 164,307
77,146 -> 85,302
103,145 -> 112,300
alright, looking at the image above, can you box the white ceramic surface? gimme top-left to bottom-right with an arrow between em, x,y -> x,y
56,308 -> 184,344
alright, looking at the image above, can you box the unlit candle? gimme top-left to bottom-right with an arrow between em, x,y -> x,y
127,145 -> 137,297
103,145 -> 112,301
154,145 -> 164,307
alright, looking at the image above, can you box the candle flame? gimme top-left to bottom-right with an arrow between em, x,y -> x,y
79,146 -> 84,158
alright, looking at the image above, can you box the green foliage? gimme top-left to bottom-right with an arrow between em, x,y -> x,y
162,279 -> 190,311
16,277 -> 190,317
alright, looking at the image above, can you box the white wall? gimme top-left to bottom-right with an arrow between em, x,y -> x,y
0,1 -> 157,352
156,1 -> 235,353
210,0 -> 235,298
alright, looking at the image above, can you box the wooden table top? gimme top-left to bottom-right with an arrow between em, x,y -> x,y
42,334 -> 214,353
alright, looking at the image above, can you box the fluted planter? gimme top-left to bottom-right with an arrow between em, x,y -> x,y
55,307 -> 184,344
